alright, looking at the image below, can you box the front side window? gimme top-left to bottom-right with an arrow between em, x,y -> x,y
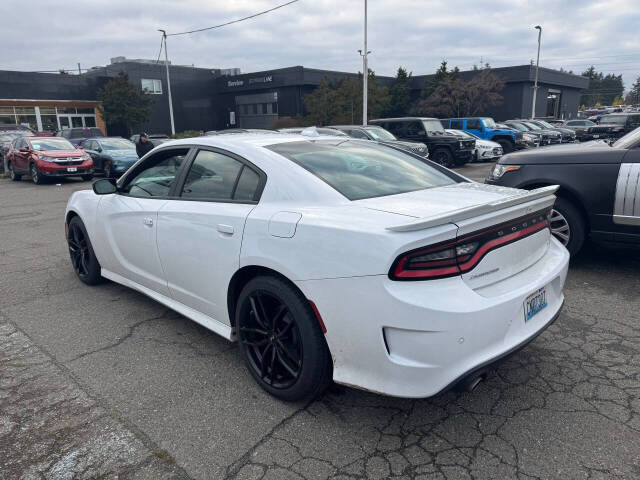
365,127 -> 396,141
349,129 -> 369,139
141,79 -> 162,94
482,118 -> 497,128
121,148 -> 188,197
406,121 -> 424,136
267,140 -> 455,201
180,149 -> 262,202
422,119 -> 444,134
466,119 -> 482,130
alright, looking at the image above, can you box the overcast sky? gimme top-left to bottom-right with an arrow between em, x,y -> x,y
2,0 -> 639,89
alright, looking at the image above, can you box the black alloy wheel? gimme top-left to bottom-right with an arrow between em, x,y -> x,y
67,216 -> 103,285
31,163 -> 43,185
236,276 -> 332,401
432,148 -> 454,168
8,162 -> 21,181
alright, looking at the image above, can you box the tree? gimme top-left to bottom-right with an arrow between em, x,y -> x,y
580,66 -> 624,107
464,69 -> 505,115
420,60 -> 451,100
97,72 -> 153,135
625,76 -> 640,105
386,67 -> 413,117
302,76 -> 341,126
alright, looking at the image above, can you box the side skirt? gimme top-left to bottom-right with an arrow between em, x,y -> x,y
101,268 -> 234,341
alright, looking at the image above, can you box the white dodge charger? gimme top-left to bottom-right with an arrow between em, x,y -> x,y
65,133 -> 569,401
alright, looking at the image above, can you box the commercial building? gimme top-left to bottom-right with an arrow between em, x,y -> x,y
0,60 -> 588,135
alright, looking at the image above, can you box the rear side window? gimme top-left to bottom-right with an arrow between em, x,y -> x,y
266,140 -> 455,201
466,119 -> 482,129
450,120 -> 463,129
383,122 -> 403,136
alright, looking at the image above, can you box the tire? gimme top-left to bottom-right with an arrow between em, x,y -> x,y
496,138 -> 514,153
236,276 -> 332,401
67,216 -> 103,285
81,174 -> 94,181
550,197 -> 586,256
30,163 -> 44,185
104,161 -> 112,178
8,162 -> 21,181
432,148 -> 454,168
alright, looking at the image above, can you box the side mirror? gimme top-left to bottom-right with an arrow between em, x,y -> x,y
92,178 -> 117,195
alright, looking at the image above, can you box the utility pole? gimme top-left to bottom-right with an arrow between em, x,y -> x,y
359,0 -> 370,126
158,29 -> 176,135
531,25 -> 542,119
77,63 -> 81,75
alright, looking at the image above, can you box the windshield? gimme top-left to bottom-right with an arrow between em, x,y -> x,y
537,120 -> 555,128
613,127 -> 640,149
601,115 -> 627,125
29,138 -> 74,151
99,138 -> 135,150
483,118 -> 497,128
266,140 -> 455,201
365,127 -> 396,141
422,120 -> 444,135
522,122 -> 542,130
507,123 -> 528,132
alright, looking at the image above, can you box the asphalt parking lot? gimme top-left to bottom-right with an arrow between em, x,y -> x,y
1,163 -> 640,480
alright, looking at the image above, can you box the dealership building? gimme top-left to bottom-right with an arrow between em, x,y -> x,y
0,58 -> 589,135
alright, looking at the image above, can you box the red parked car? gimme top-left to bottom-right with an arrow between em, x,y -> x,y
7,136 -> 94,184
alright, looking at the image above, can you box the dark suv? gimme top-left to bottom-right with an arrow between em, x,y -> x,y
598,113 -> 640,139
56,127 -> 104,146
369,117 -> 474,167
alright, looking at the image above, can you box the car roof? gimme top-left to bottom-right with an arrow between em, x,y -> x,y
370,117 -> 438,121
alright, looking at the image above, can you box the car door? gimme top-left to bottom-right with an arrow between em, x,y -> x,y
93,147 -> 191,297
465,119 -> 483,138
83,140 -> 101,170
404,121 -> 424,142
614,142 -> 640,227
156,147 -> 265,324
14,138 -> 29,171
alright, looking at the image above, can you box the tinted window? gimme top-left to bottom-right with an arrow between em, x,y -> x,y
181,150 -> 243,200
466,119 -> 482,129
450,120 -> 463,129
406,121 -> 424,136
234,167 -> 261,201
349,129 -> 369,139
383,122 -> 403,136
121,148 -> 188,197
267,140 -> 455,201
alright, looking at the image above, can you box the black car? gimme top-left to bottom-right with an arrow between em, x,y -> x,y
496,123 -> 541,148
598,113 -> 640,139
528,120 -> 577,143
561,119 -> 607,141
505,120 -> 561,145
369,117 -> 474,167
486,127 -> 640,255
328,125 -> 429,158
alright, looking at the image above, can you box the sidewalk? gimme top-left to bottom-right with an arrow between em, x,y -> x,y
0,322 -> 190,480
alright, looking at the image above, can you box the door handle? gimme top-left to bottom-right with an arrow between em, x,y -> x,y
216,224 -> 234,234
143,217 -> 154,226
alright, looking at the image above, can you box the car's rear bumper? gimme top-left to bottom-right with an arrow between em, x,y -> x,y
295,237 -> 569,398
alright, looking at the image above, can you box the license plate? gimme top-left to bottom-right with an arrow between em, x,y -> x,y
593,134 -> 599,138
524,286 -> 547,322
67,167 -> 77,172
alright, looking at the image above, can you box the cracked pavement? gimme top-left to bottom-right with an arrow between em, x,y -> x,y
1,164 -> 639,480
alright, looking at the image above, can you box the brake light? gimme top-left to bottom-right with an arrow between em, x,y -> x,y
390,209 -> 550,281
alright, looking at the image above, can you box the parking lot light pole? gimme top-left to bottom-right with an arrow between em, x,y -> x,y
158,29 -> 176,135
361,0 -> 368,125
531,25 -> 542,119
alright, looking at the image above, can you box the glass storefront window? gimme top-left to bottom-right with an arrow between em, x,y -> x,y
71,117 -> 83,127
0,106 -> 15,115
58,107 -> 77,114
39,107 -> 56,115
77,107 -> 94,114
16,115 -> 37,130
84,116 -> 96,127
15,107 -> 35,115
41,115 -> 58,131
0,115 -> 16,125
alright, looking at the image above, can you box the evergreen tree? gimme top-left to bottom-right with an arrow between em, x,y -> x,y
625,76 -> 640,105
387,67 -> 413,117
97,72 -> 153,135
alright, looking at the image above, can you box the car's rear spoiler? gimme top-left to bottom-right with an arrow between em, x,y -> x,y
386,185 -> 559,232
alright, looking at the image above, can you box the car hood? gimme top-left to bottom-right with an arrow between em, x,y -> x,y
355,182 -> 523,219
38,149 -> 85,157
382,140 -> 427,149
106,149 -> 138,157
476,139 -> 500,148
498,140 -> 626,165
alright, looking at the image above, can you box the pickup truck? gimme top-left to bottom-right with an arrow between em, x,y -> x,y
441,117 -> 518,153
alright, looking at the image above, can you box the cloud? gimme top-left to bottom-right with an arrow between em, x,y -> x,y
1,0 -> 639,88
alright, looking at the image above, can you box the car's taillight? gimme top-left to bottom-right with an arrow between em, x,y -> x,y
390,209 -> 550,281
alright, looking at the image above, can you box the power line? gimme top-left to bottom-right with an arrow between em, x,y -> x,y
166,0 -> 299,37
